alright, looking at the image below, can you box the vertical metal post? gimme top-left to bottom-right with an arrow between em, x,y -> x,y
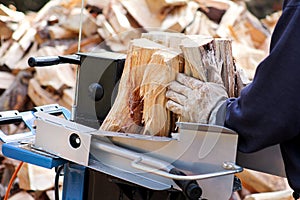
62,163 -> 87,200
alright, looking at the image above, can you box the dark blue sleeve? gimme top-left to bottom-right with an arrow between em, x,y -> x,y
224,1 -> 300,153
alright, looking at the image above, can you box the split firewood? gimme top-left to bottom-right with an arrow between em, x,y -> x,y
64,34 -> 103,55
18,163 -> 57,191
87,0 -> 111,9
216,0 -> 270,50
18,28 -> 36,52
31,0 -> 62,24
0,72 -> 15,90
101,32 -> 236,136
161,1 -> 199,32
0,42 -> 24,69
180,35 -> 235,96
0,39 -> 13,58
0,71 -> 32,111
100,38 -> 183,136
48,25 -> 78,40
5,191 -> 34,200
243,190 -> 293,200
184,11 -> 218,36
232,42 -> 267,81
261,11 -> 282,32
1,159 -> 17,188
119,0 -> 163,31
46,188 -> 63,200
0,4 -> 24,22
235,169 -> 287,193
181,35 -> 214,81
145,0 -> 187,15
0,20 -> 13,40
0,28 -> 36,69
103,1 -> 141,46
214,38 -> 236,97
11,19 -> 31,41
196,0 -> 229,23
29,84 -> 74,111
141,31 -> 186,50
61,8 -> 98,37
27,78 -> 58,107
97,14 -> 126,52
14,43 -> 39,70
32,47 -> 76,91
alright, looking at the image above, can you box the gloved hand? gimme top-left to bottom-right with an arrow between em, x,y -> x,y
166,73 -> 228,124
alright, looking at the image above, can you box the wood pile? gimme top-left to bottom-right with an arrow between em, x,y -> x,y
0,0 -> 289,199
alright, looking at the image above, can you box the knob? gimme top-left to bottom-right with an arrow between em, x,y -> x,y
88,83 -> 104,101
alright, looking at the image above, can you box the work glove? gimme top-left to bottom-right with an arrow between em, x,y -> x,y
166,73 -> 228,124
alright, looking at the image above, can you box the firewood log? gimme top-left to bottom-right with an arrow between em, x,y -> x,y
48,25 -> 78,40
141,31 -> 186,50
145,0 -> 187,14
235,169 -> 287,193
0,71 -> 32,111
243,190 -> 293,200
61,8 -> 97,37
28,78 -> 58,106
103,2 -> 141,47
101,31 -> 236,136
119,0 -> 163,31
0,72 -> 15,90
184,11 -> 218,36
18,163 -> 56,191
0,42 -> 24,69
160,1 -> 199,32
100,38 -> 183,136
180,35 -> 236,96
0,20 -> 13,40
5,191 -> 34,200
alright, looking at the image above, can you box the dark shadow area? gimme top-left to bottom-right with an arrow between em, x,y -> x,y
1,0 -> 49,12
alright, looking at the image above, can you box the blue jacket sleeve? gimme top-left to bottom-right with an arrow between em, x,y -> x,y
224,1 -> 300,153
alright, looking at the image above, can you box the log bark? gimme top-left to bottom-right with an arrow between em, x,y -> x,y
180,36 -> 219,82
214,38 -> 236,97
100,38 -> 183,136
180,35 -> 235,96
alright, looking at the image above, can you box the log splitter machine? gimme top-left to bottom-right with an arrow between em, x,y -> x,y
0,50 -> 287,200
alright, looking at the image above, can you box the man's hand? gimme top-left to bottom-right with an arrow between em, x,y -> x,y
166,73 -> 228,124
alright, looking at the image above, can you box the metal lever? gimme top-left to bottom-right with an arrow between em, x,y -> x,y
28,55 -> 80,67
132,159 -> 243,181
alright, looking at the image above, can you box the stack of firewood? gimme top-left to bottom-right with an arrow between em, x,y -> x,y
0,0 -> 280,111
0,0 -> 288,199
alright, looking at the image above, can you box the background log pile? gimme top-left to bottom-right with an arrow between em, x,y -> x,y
0,0 -> 290,199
